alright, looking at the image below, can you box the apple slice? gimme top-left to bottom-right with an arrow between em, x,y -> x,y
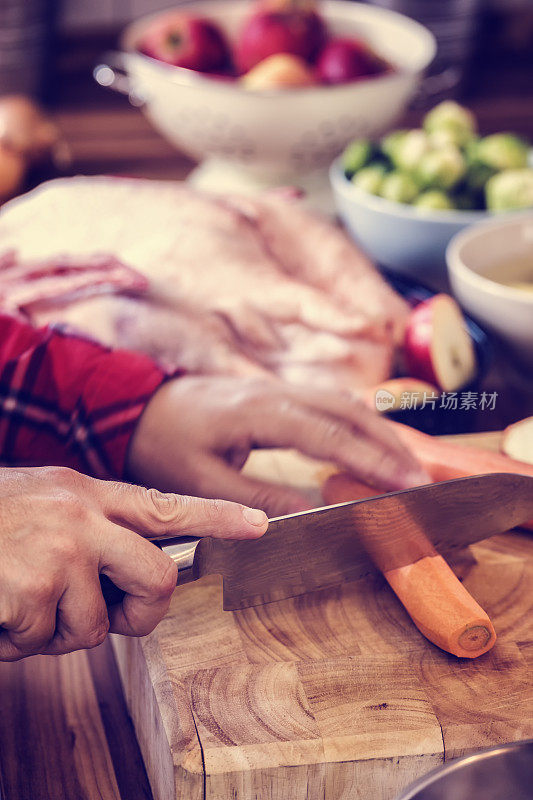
364,377 -> 439,413
404,294 -> 477,392
501,416 -> 533,465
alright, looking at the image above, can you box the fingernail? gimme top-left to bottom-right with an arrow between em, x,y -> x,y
242,507 -> 268,527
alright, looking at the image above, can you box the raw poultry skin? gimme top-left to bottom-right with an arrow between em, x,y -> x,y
0,177 -> 409,390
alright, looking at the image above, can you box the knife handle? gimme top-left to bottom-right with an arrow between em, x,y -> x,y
99,536 -> 201,607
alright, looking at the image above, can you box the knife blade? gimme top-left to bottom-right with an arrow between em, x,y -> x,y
152,472 -> 533,610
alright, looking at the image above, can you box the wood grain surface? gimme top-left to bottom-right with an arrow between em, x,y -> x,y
112,432 -> 533,800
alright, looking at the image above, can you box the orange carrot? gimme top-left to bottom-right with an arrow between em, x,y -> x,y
323,469 -> 497,658
393,421 -> 533,482
384,555 -> 495,658
321,424 -> 531,656
392,423 -> 533,530
322,473 -> 378,506
324,426 -> 533,530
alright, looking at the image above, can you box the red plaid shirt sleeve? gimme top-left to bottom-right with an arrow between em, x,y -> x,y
0,314 -> 168,479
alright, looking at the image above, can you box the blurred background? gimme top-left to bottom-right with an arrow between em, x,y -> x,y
3,0 -> 533,97
1,0 -> 532,179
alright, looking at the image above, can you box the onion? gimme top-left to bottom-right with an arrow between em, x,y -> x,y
0,144 -> 26,202
0,95 -> 66,165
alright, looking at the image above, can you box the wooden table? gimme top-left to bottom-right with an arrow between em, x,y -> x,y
1,39 -> 533,800
0,637 -> 152,799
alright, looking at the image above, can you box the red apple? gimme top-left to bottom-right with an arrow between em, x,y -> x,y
241,54 -> 316,89
404,295 -> 477,392
316,37 -> 382,85
235,9 -> 327,73
139,12 -> 230,72
364,378 -> 439,413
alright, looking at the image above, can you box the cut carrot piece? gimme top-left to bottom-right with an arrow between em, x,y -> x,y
384,555 -> 496,658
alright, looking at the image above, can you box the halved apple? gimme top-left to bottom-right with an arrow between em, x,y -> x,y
501,416 -> 533,465
364,377 -> 439,413
404,294 -> 477,392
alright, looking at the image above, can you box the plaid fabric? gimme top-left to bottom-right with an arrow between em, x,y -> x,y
0,314 -> 167,479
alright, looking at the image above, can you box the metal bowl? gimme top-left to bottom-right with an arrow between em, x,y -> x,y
397,740 -> 533,800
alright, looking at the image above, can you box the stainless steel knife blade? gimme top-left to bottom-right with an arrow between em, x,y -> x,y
158,472 -> 533,610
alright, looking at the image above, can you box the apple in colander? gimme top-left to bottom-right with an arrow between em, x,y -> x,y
139,12 -> 230,73
235,0 -> 327,73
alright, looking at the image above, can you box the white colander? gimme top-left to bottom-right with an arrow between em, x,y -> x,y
95,0 -> 436,205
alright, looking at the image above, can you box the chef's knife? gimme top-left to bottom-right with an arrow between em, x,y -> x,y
100,473 -> 533,610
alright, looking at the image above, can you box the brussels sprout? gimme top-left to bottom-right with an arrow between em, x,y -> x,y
380,129 -> 407,160
380,171 -> 419,204
428,127 -> 467,150
414,190 -> 454,211
385,129 -> 431,172
417,146 -> 466,190
475,133 -> 529,171
342,139 -> 373,176
464,137 -> 480,162
351,164 -> 386,195
463,138 -> 495,191
466,161 -> 495,192
424,101 -> 477,147
485,168 -> 533,211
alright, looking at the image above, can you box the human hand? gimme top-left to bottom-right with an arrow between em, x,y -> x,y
128,376 -> 430,517
0,466 -> 268,661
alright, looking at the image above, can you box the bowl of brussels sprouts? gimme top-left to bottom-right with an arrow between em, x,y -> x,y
330,100 -> 533,280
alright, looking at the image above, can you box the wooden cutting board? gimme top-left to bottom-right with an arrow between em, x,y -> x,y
112,432 -> 533,800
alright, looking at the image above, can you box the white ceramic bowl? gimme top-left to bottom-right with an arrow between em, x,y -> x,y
97,0 -> 435,180
447,213 -> 533,366
330,157 -> 488,279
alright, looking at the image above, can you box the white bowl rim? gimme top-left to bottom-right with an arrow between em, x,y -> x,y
446,211 -> 533,305
120,0 -> 436,97
330,156 -> 490,225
